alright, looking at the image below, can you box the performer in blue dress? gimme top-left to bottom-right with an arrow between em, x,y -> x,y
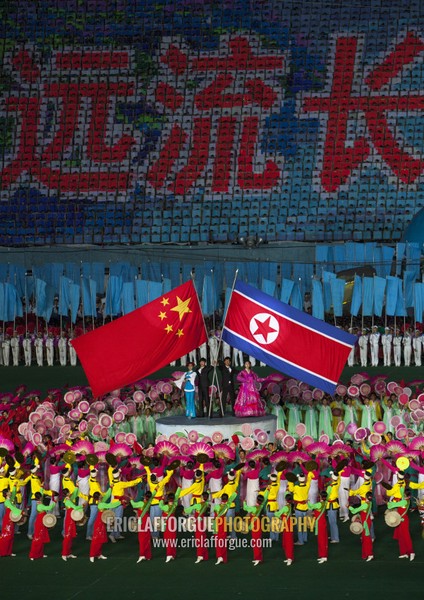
175,362 -> 197,418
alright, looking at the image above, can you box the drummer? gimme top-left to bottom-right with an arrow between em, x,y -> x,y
62,488 -> 84,561
349,491 -> 373,562
29,492 -> 56,560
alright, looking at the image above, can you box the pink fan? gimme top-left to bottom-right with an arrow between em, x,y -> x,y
411,412 -> 420,423
374,380 -> 386,395
99,414 -> 113,428
64,391 -> 75,404
72,439 -> 94,455
307,442 -> 329,456
240,437 -> 255,451
354,427 -> 367,441
100,427 -> 109,440
409,435 -> 424,451
405,449 -> 420,460
93,401 -> 106,412
369,433 -> 382,445
155,435 -> 168,444
213,444 -> 235,460
176,437 -> 187,449
267,382 -> 280,394
144,446 -> 155,458
301,435 -> 314,449
162,382 -> 173,395
211,431 -> 223,444
44,418 -> 54,430
267,373 -> 285,382
269,450 -> 288,464
92,424 -> 102,437
418,393 -> 424,404
336,385 -> 347,397
241,423 -> 253,436
180,443 -> 191,456
282,435 -> 296,450
32,432 -> 42,445
386,440 -> 406,455
94,441 -> 109,452
336,421 -> 346,435
49,443 -> 69,457
115,432 -> 126,444
360,383 -> 371,396
319,434 -> 330,444
78,400 -> 90,414
390,415 -> 401,428
274,429 -> 286,440
387,381 -> 397,394
348,386 -> 359,397
153,401 -> 166,414
60,424 -> 71,436
125,401 -> 136,417
22,441 -> 35,457
409,399 -> 420,411
190,442 -> 214,459
202,436 -> 212,445
394,386 -> 403,397
295,423 -> 306,437
330,443 -> 352,455
113,411 -> 125,423
0,437 -> 14,453
370,444 -> 386,462
396,426 -> 407,440
29,413 -> 41,424
289,386 -> 300,397
374,422 -> 386,434
416,409 -> 424,419
301,390 -> 312,403
255,430 -> 269,445
168,434 -> 180,445
125,433 -> 137,446
403,387 -> 412,397
155,440 -> 179,457
247,448 -> 270,461
96,451 -> 107,463
290,450 -> 309,463
398,393 -> 409,406
271,394 -> 281,404
149,388 -> 159,401
312,388 -> 324,400
55,416 -> 65,427
133,391 -> 145,403
110,443 -> 132,458
188,430 -> 199,443
35,423 -> 46,435
351,373 -> 366,385
18,423 -> 28,436
73,390 -> 82,401
69,409 -> 82,421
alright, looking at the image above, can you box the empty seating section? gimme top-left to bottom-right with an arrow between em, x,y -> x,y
0,1 -> 423,245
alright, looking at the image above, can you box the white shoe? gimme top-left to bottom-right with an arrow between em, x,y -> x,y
318,558 -> 327,563
30,558 -> 34,561
330,540 -> 339,544
108,535 -> 116,544
215,557 -> 224,565
410,553 -> 415,562
11,554 -> 16,557
98,555 -> 107,560
27,535 -> 33,540
195,557 -> 204,564
137,556 -> 146,563
342,517 -> 349,523
165,556 -> 174,563
252,560 -> 260,566
283,559 -> 289,563
90,557 -> 95,563
366,555 -> 374,562
69,555 -> 77,559
399,554 -> 408,559
43,555 -> 47,558
62,556 -> 67,562
116,535 -> 125,540
286,559 -> 293,566
86,537 -> 92,541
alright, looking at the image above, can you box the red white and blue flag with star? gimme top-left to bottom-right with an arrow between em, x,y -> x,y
222,281 -> 356,395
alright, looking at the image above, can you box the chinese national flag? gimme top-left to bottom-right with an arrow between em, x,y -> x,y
72,280 -> 206,397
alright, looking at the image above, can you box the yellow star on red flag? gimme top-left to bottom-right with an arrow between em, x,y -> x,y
170,296 -> 192,321
161,297 -> 170,306
176,328 -> 184,337
165,324 -> 173,334
158,311 -> 167,321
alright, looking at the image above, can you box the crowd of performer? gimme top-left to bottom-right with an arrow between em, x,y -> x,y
0,429 -> 423,565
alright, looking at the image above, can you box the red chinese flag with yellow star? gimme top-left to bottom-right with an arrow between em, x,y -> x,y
71,280 -> 206,397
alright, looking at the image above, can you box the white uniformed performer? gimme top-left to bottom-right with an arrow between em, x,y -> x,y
393,328 -> 402,366
0,331 -> 3,366
58,332 -> 68,366
68,334 -> 78,366
403,328 -> 412,366
370,326 -> 380,367
413,330 -> 422,367
10,332 -> 20,366
358,330 -> 369,367
2,335 -> 11,366
347,328 -> 356,366
46,333 -> 54,366
198,341 -> 207,364
208,332 -> 219,364
381,327 -> 392,367
22,333 -> 32,367
34,333 -> 44,367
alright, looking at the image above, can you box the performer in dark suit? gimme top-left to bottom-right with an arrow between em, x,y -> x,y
219,356 -> 238,416
196,358 -> 213,417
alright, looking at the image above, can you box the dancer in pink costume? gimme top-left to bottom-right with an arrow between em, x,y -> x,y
234,361 -> 265,418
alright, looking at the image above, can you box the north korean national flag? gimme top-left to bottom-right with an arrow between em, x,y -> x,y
222,281 -> 356,394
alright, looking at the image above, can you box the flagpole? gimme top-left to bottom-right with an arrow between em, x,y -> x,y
371,274 -> 375,330
361,275 -> 364,333
80,273 -> 86,335
208,269 -> 239,419
91,277 -> 95,331
24,273 -> 28,333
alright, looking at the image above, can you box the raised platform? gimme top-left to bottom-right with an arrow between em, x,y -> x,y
155,414 -> 277,441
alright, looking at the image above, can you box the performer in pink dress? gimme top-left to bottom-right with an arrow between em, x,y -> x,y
234,361 -> 265,418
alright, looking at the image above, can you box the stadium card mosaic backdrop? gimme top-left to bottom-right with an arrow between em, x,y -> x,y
1,0 -> 424,245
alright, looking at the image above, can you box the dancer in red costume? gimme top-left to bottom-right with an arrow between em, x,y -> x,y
185,491 -> 210,564
275,493 -> 294,566
309,491 -> 329,564
0,489 -> 22,557
61,488 -> 84,561
213,493 -> 236,565
349,492 -> 374,562
131,490 -> 156,563
89,490 -> 121,562
244,491 -> 269,566
388,489 -> 415,561
29,492 -> 56,560
159,489 -> 181,563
